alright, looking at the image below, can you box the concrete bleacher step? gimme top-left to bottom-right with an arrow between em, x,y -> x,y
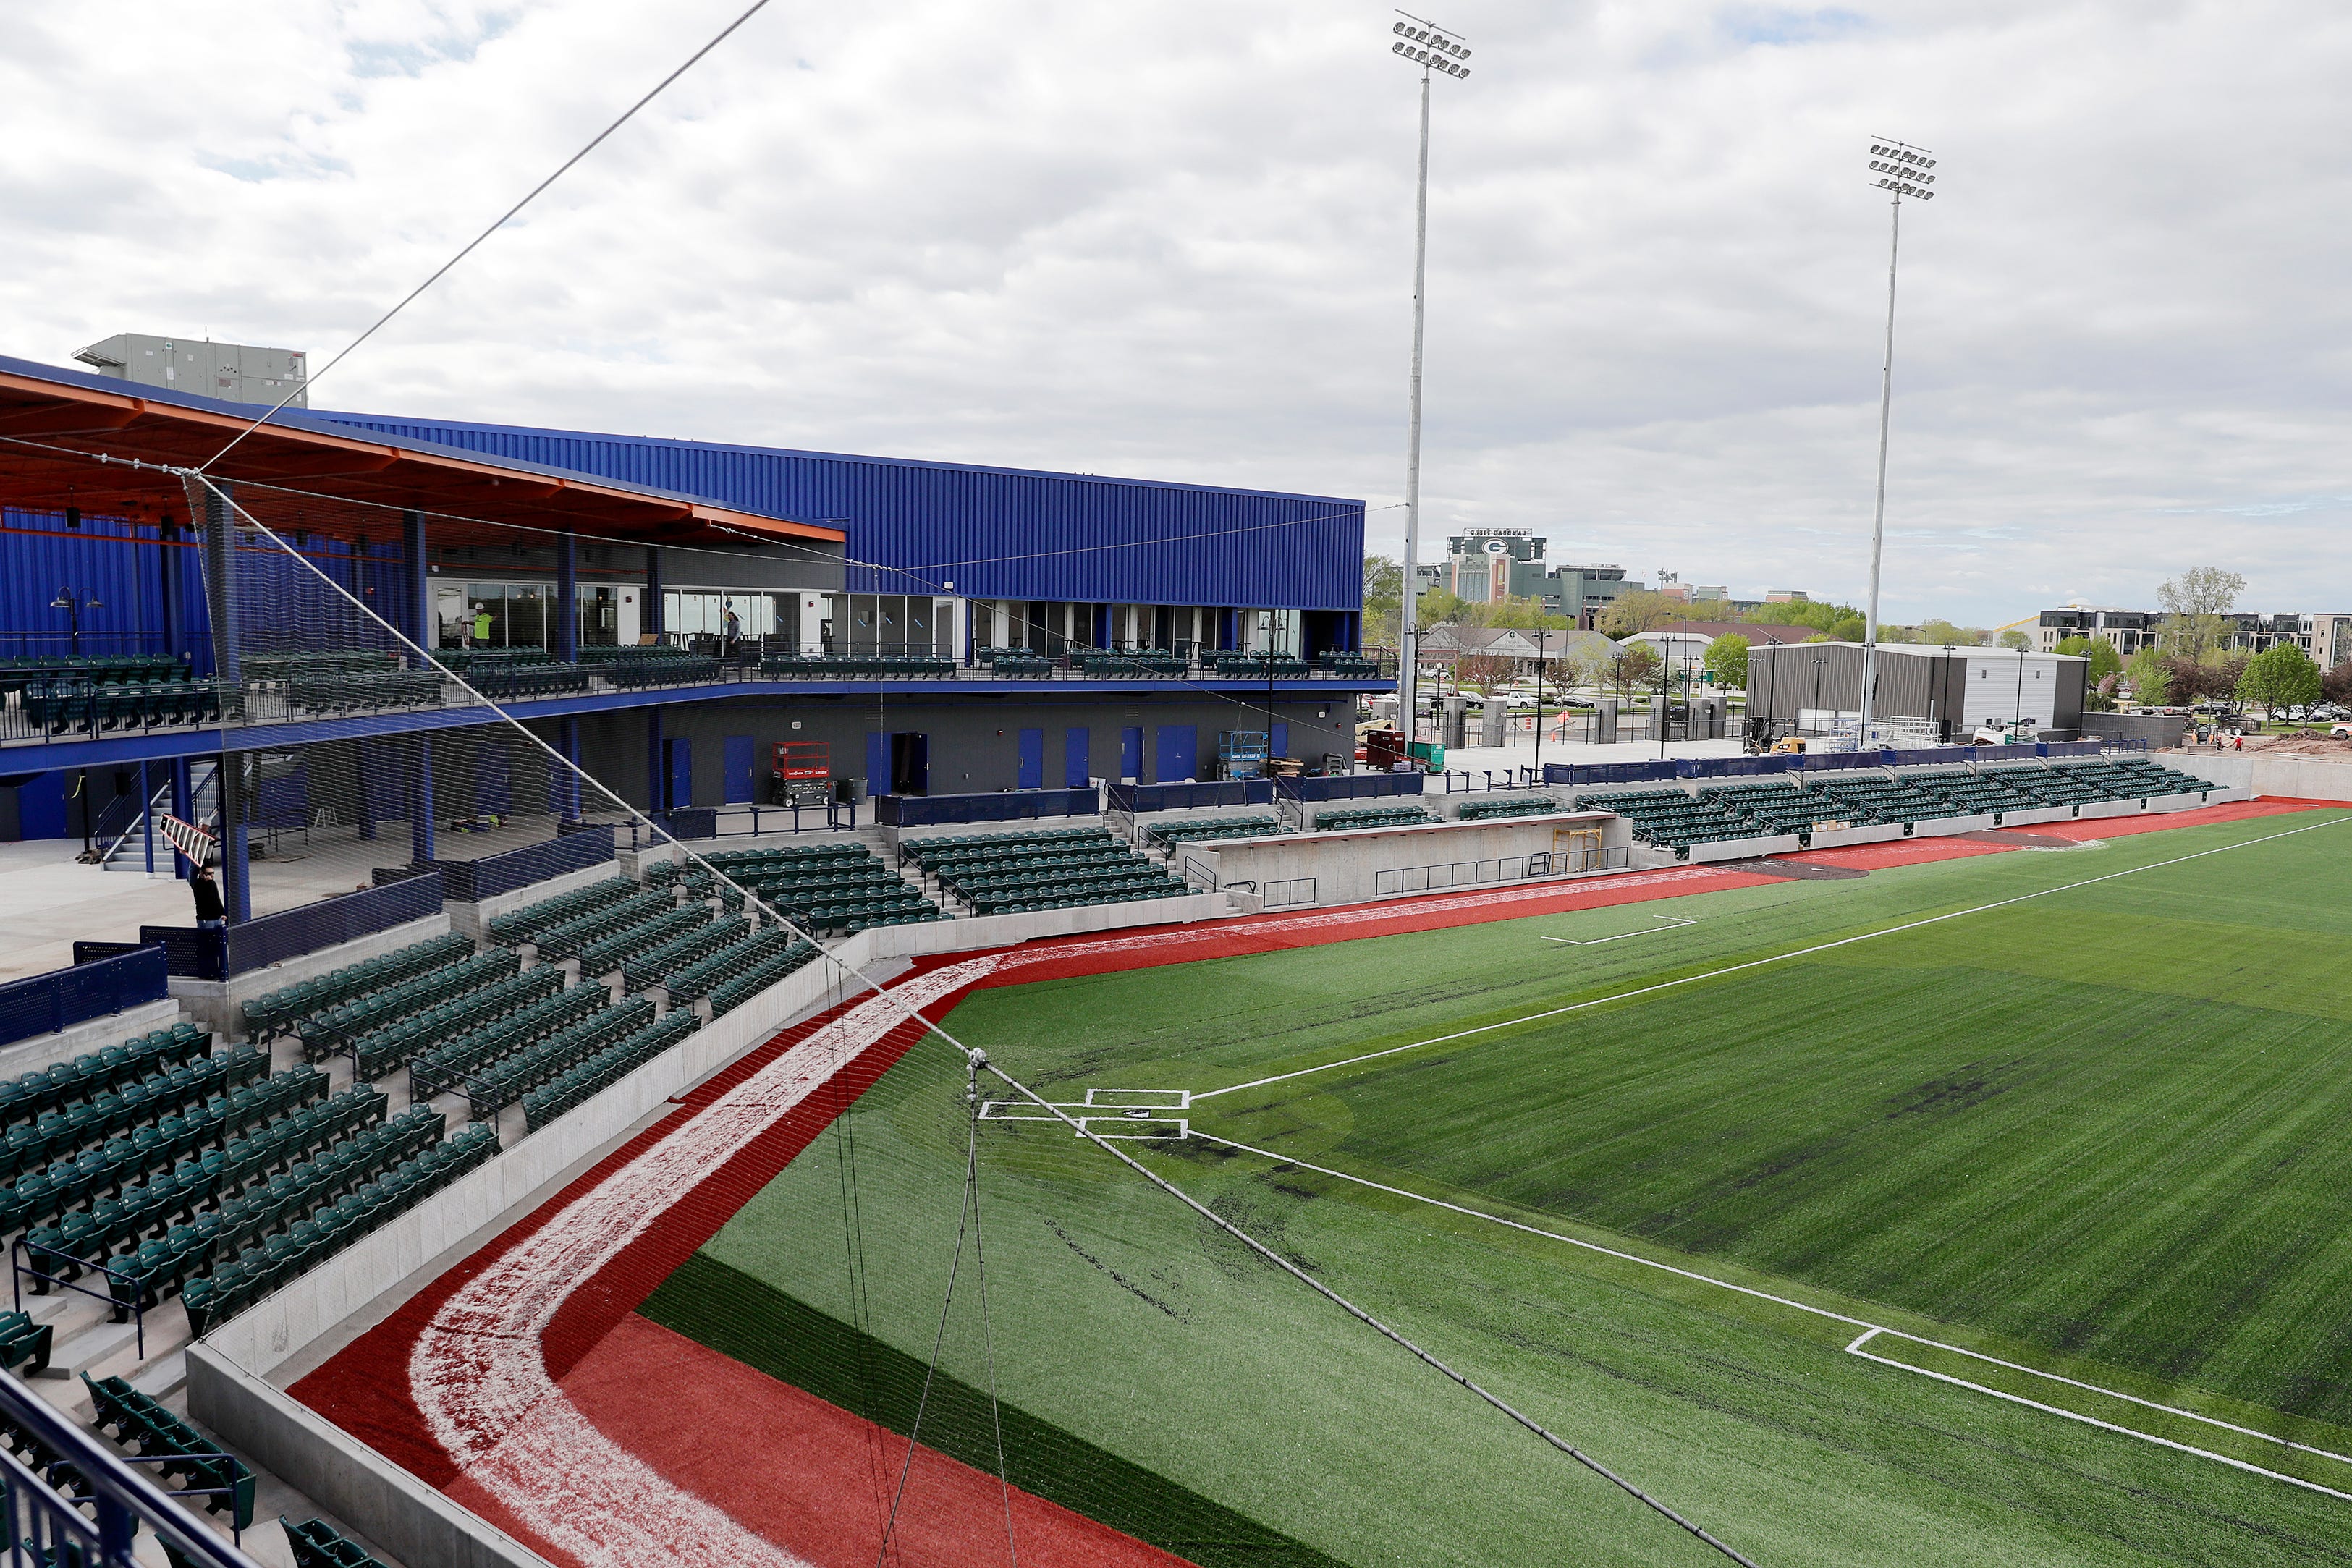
36,1318 -> 143,1380
130,1349 -> 187,1402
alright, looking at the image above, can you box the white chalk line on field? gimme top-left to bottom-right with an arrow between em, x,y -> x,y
1186,1131 -> 2352,1501
1539,914 -> 1697,946
1188,809 -> 2352,1104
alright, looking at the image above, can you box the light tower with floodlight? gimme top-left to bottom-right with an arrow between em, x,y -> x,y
1858,139 -> 1937,747
1389,12 -> 1471,754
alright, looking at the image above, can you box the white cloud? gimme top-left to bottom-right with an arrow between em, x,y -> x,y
2,0 -> 2348,624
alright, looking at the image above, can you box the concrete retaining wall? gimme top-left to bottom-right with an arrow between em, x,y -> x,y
1689,834 -> 1803,862
1998,806 -> 2073,828
1808,824 -> 1903,849
186,1347 -> 549,1568
0,999 -> 186,1080
2172,753 -> 2352,802
171,913 -> 453,1040
444,862 -> 627,944
2075,800 -> 2139,821
1200,813 -> 1626,906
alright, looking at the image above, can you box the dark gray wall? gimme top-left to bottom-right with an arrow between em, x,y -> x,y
591,692 -> 1357,804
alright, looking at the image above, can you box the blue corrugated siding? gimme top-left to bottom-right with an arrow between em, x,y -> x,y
312,414 -> 1363,611
0,511 -> 177,658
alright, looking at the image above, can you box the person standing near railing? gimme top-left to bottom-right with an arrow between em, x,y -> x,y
190,863 -> 225,929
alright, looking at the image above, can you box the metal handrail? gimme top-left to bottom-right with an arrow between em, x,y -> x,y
12,1241 -> 152,1360
0,1369 -> 262,1567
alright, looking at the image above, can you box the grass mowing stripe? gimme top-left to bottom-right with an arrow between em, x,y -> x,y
1189,808 -> 2352,1104
640,1253 -> 1352,1568
1188,1128 -> 2352,1499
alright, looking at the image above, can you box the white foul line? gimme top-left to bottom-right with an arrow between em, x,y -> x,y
1188,1131 -> 2352,1500
1189,810 -> 2352,1103
1540,915 -> 1697,946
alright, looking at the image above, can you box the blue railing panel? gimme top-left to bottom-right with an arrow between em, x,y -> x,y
0,1368 -> 263,1567
224,870 -> 447,975
1541,760 -> 1680,788
434,830 -> 615,902
876,788 -> 1102,827
1108,780 -> 1277,814
0,946 -> 169,1050
1277,774 -> 1425,804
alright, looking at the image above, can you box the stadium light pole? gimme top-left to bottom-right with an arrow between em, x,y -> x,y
1390,12 -> 1472,763
1858,139 -> 1938,747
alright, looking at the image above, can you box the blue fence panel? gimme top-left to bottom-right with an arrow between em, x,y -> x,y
224,870 -> 448,974
1277,773 -> 1425,804
1109,780 -> 1276,814
0,946 -> 170,1050
1674,755 -> 1795,780
434,831 -> 615,902
138,925 -> 227,982
1541,760 -> 1679,788
876,787 -> 1102,827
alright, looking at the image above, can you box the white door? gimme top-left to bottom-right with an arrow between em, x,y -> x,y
617,590 -> 641,648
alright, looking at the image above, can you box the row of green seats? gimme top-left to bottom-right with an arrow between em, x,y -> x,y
0,1043 -> 266,1184
528,890 -> 677,961
243,932 -> 472,1040
969,884 -> 1187,918
523,1012 -> 703,1132
485,875 -> 642,946
0,1022 -> 213,1127
620,916 -> 753,995
0,653 -> 187,691
576,904 -> 712,978
1313,805 -> 1434,830
605,656 -> 722,690
340,967 -> 564,1081
287,670 -> 442,715
22,679 -> 224,735
181,1122 -> 496,1335
300,949 -> 520,1047
758,653 -> 957,678
461,999 -> 656,1116
0,1070 -> 337,1238
703,945 -> 824,1020
242,650 -> 397,682
1146,815 -> 1281,845
409,983 -> 610,1100
1453,795 -> 1565,821
84,1373 -> 255,1530
471,664 -> 593,701
182,1106 -> 446,1284
901,826 -> 1106,868
657,931 -> 806,1004
284,1515 -> 389,1568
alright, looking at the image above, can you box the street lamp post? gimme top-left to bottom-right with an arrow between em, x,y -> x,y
1858,139 -> 1939,748
51,588 -> 101,656
1389,12 -> 1472,767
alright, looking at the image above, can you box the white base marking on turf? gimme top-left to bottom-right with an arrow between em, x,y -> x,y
1540,915 -> 1696,946
1844,1331 -> 2352,1501
1188,1130 -> 2352,1500
1191,810 -> 2352,1103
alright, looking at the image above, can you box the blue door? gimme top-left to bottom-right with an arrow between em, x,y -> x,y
866,732 -> 888,796
664,738 -> 693,811
723,735 -> 755,805
1120,726 -> 1143,782
1272,721 -> 1290,761
1064,726 -> 1091,788
1017,728 -> 1045,789
1154,724 -> 1198,784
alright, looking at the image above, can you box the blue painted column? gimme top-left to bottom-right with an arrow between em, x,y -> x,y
139,760 -> 155,874
168,758 -> 193,881
401,509 -> 431,652
646,708 -> 665,811
198,481 -> 241,684
216,753 -> 251,923
555,532 -> 578,663
557,717 -> 583,823
643,546 -> 664,643
410,734 -> 437,866
355,739 -> 376,840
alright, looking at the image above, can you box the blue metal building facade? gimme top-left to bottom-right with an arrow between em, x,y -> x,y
311,414 -> 1366,612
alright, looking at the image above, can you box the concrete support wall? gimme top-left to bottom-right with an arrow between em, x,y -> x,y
1199,813 -> 1623,905
2173,753 -> 2352,802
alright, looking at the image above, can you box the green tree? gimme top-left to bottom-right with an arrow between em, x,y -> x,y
1416,588 -> 1472,625
1610,643 -> 1661,695
1918,619 -> 1982,647
1997,628 -> 2032,650
2052,635 -> 2123,682
1702,633 -> 1751,691
2156,566 -> 2246,660
1362,555 -> 1403,648
1597,589 -> 1681,637
2326,660 -> 2352,708
2238,643 -> 2323,717
2125,647 -> 2171,705
1876,624 -> 1918,643
1473,593 -> 1572,631
1828,614 -> 1867,642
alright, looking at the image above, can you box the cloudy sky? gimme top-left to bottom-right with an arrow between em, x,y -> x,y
4,1 -> 2348,624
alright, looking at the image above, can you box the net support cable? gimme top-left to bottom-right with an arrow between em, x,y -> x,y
179,468 -> 1745,1565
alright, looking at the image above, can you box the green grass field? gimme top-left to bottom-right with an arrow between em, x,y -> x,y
650,808 -> 2352,1566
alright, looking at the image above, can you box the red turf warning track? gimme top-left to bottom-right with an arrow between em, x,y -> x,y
528,1313 -> 1191,1568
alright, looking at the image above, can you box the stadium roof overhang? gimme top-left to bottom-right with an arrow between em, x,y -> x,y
0,357 -> 843,550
